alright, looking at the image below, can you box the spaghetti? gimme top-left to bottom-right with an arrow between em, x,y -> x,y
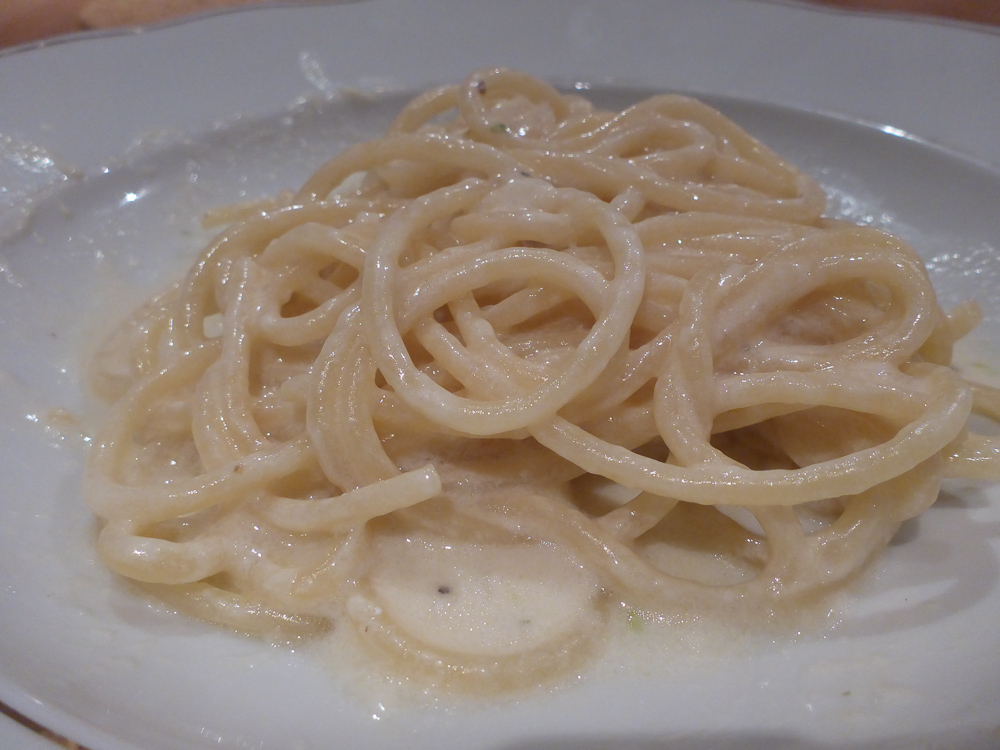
85,69 -> 1000,688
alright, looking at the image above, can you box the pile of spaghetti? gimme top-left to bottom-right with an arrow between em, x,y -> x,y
85,69 -> 1000,688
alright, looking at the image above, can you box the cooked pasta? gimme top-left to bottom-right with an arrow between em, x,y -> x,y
84,68 -> 1000,689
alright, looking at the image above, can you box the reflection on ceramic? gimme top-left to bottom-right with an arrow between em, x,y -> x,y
0,2 -> 999,749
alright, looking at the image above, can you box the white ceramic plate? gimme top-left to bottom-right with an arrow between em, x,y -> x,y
1,2 -> 999,748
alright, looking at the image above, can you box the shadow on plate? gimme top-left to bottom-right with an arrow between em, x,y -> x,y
832,481 -> 1000,640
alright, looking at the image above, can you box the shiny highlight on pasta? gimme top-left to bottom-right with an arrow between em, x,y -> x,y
85,69 -> 1000,688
